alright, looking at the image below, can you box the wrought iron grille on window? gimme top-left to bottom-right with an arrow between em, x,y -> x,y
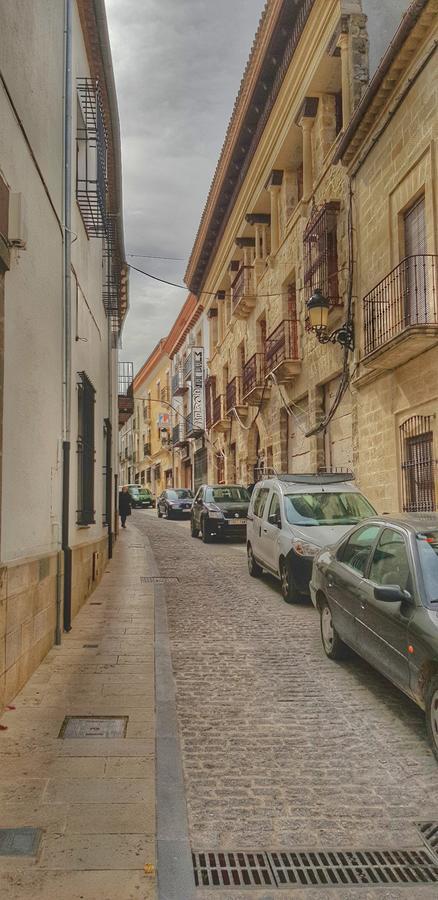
76,78 -> 107,238
77,373 -> 96,525
400,415 -> 437,512
303,202 -> 340,306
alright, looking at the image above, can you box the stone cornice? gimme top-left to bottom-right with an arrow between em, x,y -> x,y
185,0 -> 317,296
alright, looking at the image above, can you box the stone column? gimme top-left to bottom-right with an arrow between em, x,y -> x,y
254,224 -> 261,261
338,32 -> 351,128
269,187 -> 280,255
300,118 -> 314,200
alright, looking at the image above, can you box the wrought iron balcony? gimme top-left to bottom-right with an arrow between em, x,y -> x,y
265,319 -> 301,382
172,423 -> 187,446
118,361 -> 134,428
76,79 -> 107,238
172,368 -> 186,396
143,443 -> 151,457
226,377 -> 247,414
231,266 -> 256,319
242,353 -> 270,405
211,395 -> 230,432
363,255 -> 438,368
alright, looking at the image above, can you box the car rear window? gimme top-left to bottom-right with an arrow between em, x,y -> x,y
206,486 -> 249,502
417,531 -> 438,604
284,492 -> 375,526
167,489 -> 193,499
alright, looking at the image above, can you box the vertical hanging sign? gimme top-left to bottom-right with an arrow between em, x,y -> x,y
191,348 -> 205,431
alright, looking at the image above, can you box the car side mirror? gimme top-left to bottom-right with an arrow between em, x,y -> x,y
374,585 -> 412,603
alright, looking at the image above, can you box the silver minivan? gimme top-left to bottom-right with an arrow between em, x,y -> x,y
246,474 -> 376,603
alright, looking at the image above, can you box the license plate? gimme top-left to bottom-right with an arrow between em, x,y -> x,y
231,518 -> 246,526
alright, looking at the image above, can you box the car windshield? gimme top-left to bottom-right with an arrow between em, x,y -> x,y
417,531 -> 438,604
206,486 -> 250,502
167,489 -> 193,499
284,491 -> 375,526
129,487 -> 140,496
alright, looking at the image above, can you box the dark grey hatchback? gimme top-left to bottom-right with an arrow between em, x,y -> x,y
310,515 -> 438,760
191,484 -> 250,543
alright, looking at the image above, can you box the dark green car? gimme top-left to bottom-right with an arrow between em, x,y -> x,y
127,485 -> 154,508
310,515 -> 438,760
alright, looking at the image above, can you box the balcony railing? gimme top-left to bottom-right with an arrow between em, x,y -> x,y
118,361 -> 134,428
183,352 -> 192,381
226,376 -> 245,412
265,319 -> 299,372
172,423 -> 186,446
364,255 -> 438,356
143,443 -> 151,457
243,353 -> 265,398
212,394 -> 226,426
172,368 -> 185,396
231,266 -> 256,317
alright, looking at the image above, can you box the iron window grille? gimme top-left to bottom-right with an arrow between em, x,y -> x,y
77,373 -> 96,525
400,416 -> 437,512
304,202 -> 340,307
76,78 -> 107,238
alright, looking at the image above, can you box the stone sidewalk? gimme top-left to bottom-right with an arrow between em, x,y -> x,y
0,523 -> 157,900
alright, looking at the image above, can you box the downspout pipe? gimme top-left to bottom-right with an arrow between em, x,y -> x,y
62,0 -> 73,632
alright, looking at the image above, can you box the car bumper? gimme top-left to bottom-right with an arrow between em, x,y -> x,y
210,520 -> 247,536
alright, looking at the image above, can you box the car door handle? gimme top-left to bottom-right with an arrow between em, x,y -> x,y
263,527 -> 268,533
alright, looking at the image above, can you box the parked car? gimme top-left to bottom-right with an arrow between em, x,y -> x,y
247,474 -> 376,602
126,485 -> 154,508
157,488 -> 193,518
191,484 -> 250,542
310,514 -> 438,761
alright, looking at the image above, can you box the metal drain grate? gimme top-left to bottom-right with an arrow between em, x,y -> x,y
140,576 -> 179,583
268,849 -> 438,888
83,643 -> 99,648
193,852 -> 276,888
59,716 -> 128,738
419,823 -> 438,855
0,828 -> 42,857
193,849 -> 438,889
90,602 -> 102,605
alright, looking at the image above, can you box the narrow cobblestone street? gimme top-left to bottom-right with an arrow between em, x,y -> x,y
137,510 -> 438,899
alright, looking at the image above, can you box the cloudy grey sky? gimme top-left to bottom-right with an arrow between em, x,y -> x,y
106,0 -> 266,374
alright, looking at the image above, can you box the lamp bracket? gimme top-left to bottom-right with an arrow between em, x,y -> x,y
314,321 -> 354,352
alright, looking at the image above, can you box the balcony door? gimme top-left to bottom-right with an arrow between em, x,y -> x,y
404,196 -> 427,324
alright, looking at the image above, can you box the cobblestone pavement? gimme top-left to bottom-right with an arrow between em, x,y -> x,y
136,511 -> 438,899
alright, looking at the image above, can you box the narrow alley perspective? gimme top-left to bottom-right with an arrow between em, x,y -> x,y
1,0 -> 438,898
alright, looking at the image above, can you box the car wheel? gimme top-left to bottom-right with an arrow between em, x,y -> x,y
279,558 -> 299,604
247,544 -> 262,578
167,509 -> 173,519
320,600 -> 347,660
190,517 -> 199,538
157,506 -> 162,518
201,517 -> 212,543
425,674 -> 438,762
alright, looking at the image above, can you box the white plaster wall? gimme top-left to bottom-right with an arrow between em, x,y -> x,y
0,17 -> 64,561
0,0 -> 64,214
0,1 -> 120,561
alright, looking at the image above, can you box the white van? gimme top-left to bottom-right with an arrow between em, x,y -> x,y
246,474 -> 375,603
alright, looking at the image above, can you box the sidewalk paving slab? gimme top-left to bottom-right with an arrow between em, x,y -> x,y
0,523 -> 158,900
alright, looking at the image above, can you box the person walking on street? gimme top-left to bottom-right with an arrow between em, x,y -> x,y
119,486 -> 131,528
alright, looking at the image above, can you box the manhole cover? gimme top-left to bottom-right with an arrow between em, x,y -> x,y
140,576 -> 179,583
268,849 -> 438,888
419,823 -> 438,856
193,852 -> 275,888
59,716 -> 128,738
0,828 -> 42,857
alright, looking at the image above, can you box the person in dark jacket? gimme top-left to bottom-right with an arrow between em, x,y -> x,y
119,486 -> 131,528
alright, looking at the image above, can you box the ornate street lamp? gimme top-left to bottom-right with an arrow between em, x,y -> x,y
306,289 -> 354,351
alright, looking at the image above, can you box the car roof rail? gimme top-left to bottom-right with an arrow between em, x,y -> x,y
277,472 -> 355,485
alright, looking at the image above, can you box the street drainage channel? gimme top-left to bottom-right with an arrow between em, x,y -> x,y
192,830 -> 438,889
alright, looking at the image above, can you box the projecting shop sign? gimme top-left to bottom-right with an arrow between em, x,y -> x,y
191,348 -> 205,431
